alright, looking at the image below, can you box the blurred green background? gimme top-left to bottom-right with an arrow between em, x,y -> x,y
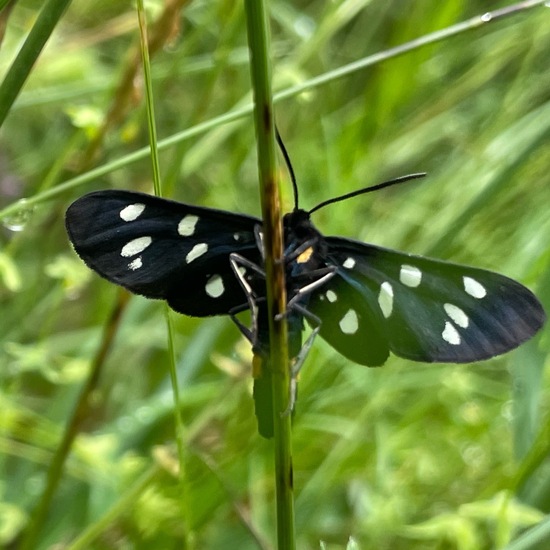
0,1 -> 549,549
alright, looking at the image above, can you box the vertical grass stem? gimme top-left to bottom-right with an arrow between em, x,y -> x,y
244,1 -> 296,548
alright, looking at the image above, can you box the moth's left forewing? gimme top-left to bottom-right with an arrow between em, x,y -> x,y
66,190 -> 262,317
313,237 -> 545,364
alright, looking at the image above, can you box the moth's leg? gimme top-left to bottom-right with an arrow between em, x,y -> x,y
281,304 -> 322,417
227,301 -> 255,343
276,266 -> 337,320
229,253 -> 265,282
229,252 -> 266,343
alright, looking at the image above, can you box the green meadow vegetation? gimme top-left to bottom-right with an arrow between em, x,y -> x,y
0,1 -> 549,548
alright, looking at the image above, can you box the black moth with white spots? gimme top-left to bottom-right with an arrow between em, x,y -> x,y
66,175 -> 545,439
66,187 -> 545,368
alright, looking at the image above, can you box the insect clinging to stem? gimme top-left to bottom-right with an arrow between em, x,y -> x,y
65,133 -> 545,438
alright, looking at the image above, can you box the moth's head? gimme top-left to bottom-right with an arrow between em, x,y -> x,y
283,209 -> 316,242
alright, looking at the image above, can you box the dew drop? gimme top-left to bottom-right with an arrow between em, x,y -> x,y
3,199 -> 34,232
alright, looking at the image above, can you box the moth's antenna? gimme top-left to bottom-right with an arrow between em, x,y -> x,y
308,173 -> 427,215
276,127 -> 299,210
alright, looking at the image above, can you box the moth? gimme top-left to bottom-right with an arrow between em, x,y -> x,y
65,144 -> 545,437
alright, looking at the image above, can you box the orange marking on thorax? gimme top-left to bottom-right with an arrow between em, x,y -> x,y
297,247 -> 313,264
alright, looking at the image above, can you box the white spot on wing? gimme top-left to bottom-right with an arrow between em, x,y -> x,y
186,243 -> 208,263
463,276 -> 487,299
444,303 -> 469,328
178,214 -> 199,237
442,321 -> 461,345
121,236 -> 152,257
128,257 -> 143,270
378,281 -> 394,318
120,203 -> 145,222
343,257 -> 356,269
205,274 -> 224,298
339,309 -> 359,334
326,290 -> 337,302
400,264 -> 422,287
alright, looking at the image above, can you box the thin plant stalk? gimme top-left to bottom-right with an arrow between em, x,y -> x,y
244,1 -> 296,549
136,1 -> 192,546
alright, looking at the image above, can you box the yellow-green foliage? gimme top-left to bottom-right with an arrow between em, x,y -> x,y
0,2 -> 549,549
